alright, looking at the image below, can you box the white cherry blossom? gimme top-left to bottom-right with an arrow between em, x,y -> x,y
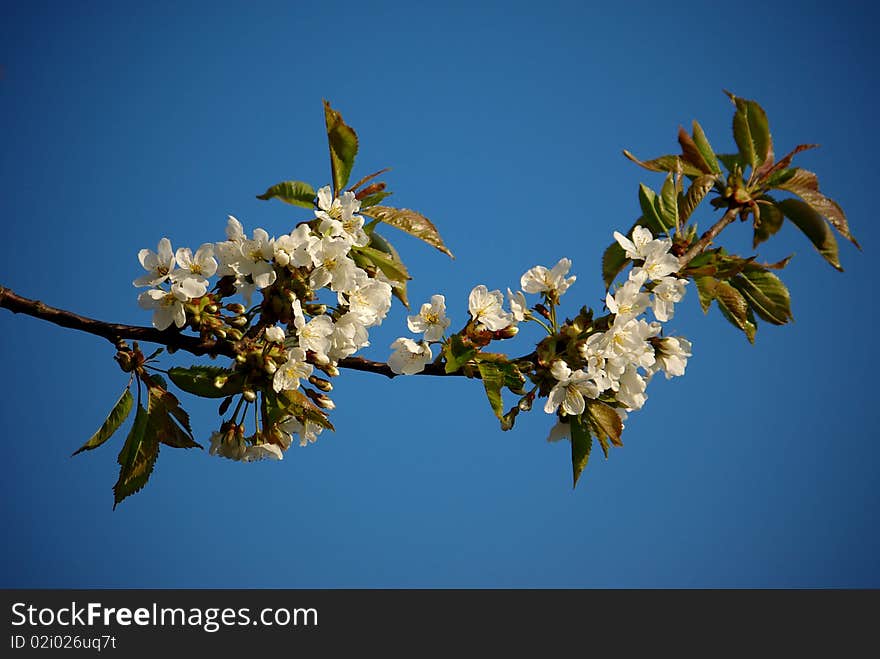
138,288 -> 187,330
134,237 -> 176,287
651,336 -> 692,379
388,338 -> 433,375
171,243 -> 217,299
543,360 -> 599,416
651,276 -> 688,322
272,347 -> 313,393
345,279 -> 393,327
407,294 -> 451,341
242,443 -> 284,462
468,285 -> 512,331
520,258 -> 576,297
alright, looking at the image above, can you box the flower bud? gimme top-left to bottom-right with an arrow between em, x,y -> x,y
205,304 -> 219,314
215,328 -> 227,339
304,303 -> 327,315
304,388 -> 335,409
214,374 -> 229,389
308,375 -> 333,392
243,389 -> 257,402
535,303 -> 552,320
518,395 -> 534,412
496,325 -> 519,339
230,315 -> 249,328
264,361 -> 278,375
225,303 -> 246,315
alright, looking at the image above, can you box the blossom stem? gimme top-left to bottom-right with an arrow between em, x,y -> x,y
531,317 -> 554,336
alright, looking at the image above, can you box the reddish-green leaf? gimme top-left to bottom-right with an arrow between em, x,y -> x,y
774,168 -> 858,247
679,175 -> 716,223
73,386 -> 133,456
622,150 -> 704,177
731,270 -> 793,326
113,404 -> 158,509
753,199 -> 784,248
570,416 -> 592,488
691,121 -> 722,174
324,100 -> 359,195
777,198 -> 842,271
715,280 -> 756,343
586,400 -> 623,448
361,205 -> 453,258
256,181 -> 316,208
477,362 -> 505,422
678,126 -> 712,174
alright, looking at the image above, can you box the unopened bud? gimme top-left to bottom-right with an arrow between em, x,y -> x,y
243,389 -> 257,402
205,304 -> 219,314
235,353 -> 247,364
230,315 -> 249,328
264,360 -> 278,375
318,363 -> 340,378
225,303 -> 246,315
535,304 -> 552,320
215,328 -> 227,339
304,303 -> 327,315
497,325 -> 519,339
518,395 -> 534,412
214,375 -> 229,389
305,388 -> 335,410
308,375 -> 333,392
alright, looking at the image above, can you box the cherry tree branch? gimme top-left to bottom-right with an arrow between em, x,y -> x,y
0,286 -> 463,378
679,205 -> 741,266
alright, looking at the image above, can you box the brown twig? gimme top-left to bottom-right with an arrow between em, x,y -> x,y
0,285 -> 469,378
678,206 -> 741,266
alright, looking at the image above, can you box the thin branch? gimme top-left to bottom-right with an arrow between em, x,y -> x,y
679,206 -> 741,266
0,286 -> 469,378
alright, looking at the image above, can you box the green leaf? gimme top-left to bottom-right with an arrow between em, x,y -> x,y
717,153 -> 744,173
443,334 -> 476,374
255,181 -> 316,208
715,280 -> 756,343
147,386 -> 201,450
477,362 -> 505,422
361,205 -> 453,258
694,276 -> 717,313
691,121 -> 722,174
677,126 -> 712,174
570,416 -> 592,488
731,270 -> 793,326
350,245 -> 410,283
323,100 -> 359,195
774,168 -> 859,248
113,404 -> 158,509
602,241 -> 629,290
168,366 -> 244,398
777,198 -> 842,271
622,150 -> 704,177
679,175 -> 716,223
725,92 -> 773,169
73,386 -> 133,456
638,184 -> 668,233
586,400 -> 623,449
277,389 -> 335,431
753,199 -> 784,248
659,174 -> 679,230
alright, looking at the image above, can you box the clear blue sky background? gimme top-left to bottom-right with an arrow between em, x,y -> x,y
1,1 -> 877,588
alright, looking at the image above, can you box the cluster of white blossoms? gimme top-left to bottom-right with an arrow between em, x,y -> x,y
388,258 -> 578,374
135,185 -> 397,460
134,238 -> 219,330
545,227 -> 691,422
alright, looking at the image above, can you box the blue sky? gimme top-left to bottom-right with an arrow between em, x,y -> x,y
0,1 -> 877,587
